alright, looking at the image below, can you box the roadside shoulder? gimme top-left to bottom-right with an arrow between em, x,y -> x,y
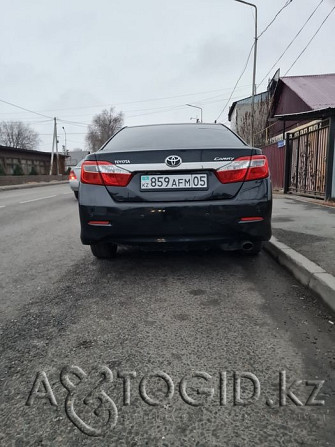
0,180 -> 69,192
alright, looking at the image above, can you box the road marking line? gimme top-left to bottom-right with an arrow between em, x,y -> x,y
0,205 -> 5,208
63,192 -> 73,195
20,195 -> 57,204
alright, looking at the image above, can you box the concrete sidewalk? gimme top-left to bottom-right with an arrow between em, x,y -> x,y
265,194 -> 335,312
272,194 -> 335,276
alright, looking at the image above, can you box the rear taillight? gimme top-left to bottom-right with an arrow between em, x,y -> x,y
88,220 -> 111,226
239,217 -> 264,222
81,161 -> 132,187
68,170 -> 77,181
215,155 -> 269,184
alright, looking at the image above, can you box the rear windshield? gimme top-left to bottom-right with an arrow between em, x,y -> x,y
101,124 -> 246,152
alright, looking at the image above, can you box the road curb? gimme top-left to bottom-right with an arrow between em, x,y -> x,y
0,181 -> 68,191
264,237 -> 335,313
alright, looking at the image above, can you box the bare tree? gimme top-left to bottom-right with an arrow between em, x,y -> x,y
0,121 -> 40,150
85,107 -> 124,152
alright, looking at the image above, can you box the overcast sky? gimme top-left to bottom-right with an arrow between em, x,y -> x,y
1,0 -> 334,152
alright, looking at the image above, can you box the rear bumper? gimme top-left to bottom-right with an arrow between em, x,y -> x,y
69,179 -> 79,192
79,179 -> 272,246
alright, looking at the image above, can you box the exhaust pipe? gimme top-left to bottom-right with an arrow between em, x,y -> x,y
241,241 -> 254,252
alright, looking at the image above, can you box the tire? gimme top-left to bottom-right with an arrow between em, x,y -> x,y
74,191 -> 79,199
90,243 -> 117,259
240,241 -> 263,256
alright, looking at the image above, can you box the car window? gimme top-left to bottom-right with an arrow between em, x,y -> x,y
101,124 -> 246,152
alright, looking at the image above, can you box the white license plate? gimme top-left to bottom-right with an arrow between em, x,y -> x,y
141,174 -> 208,190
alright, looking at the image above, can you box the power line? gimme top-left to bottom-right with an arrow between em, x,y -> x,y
58,103 -> 192,119
38,132 -> 87,135
0,85 -> 252,126
126,105 -> 186,119
0,85 -> 253,117
58,119 -> 90,127
258,0 -> 293,39
215,1 -> 293,123
37,85 -> 253,112
0,98 -> 53,120
258,0 -> 324,87
0,119 -> 53,125
284,4 -> 335,76
196,92 -> 247,106
215,43 -> 254,122
19,93 -> 244,121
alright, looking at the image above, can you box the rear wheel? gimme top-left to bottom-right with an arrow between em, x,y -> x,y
74,191 -> 79,199
90,243 -> 117,259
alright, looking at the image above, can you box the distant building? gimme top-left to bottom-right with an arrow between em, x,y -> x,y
267,73 -> 335,140
265,73 -> 335,200
228,91 -> 270,147
0,145 -> 68,175
230,72 -> 335,200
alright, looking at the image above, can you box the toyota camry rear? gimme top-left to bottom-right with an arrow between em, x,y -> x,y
79,123 -> 272,258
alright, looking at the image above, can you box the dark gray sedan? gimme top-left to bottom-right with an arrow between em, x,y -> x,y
78,123 -> 272,258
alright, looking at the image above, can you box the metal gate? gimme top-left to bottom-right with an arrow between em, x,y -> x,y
287,120 -> 329,198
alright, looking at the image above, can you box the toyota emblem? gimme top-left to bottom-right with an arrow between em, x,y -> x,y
165,155 -> 182,168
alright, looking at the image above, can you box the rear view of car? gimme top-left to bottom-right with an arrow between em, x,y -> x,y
79,123 -> 272,258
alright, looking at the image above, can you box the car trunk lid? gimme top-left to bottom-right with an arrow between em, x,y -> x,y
90,147 -> 258,202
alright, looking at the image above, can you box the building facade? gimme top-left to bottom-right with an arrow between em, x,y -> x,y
228,91 -> 270,147
0,145 -> 68,175
229,72 -> 335,200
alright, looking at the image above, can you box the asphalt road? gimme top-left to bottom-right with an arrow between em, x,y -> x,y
0,184 -> 335,446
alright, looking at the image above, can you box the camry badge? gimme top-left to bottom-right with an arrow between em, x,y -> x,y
165,155 -> 182,168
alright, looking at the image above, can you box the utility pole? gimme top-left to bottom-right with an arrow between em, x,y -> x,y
235,0 -> 258,146
49,117 -> 57,175
55,119 -> 60,176
62,126 -> 67,153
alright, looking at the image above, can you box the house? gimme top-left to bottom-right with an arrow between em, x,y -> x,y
265,73 -> 335,200
228,91 -> 270,147
0,145 -> 68,175
228,69 -> 279,146
229,72 -> 335,200
268,73 -> 335,141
